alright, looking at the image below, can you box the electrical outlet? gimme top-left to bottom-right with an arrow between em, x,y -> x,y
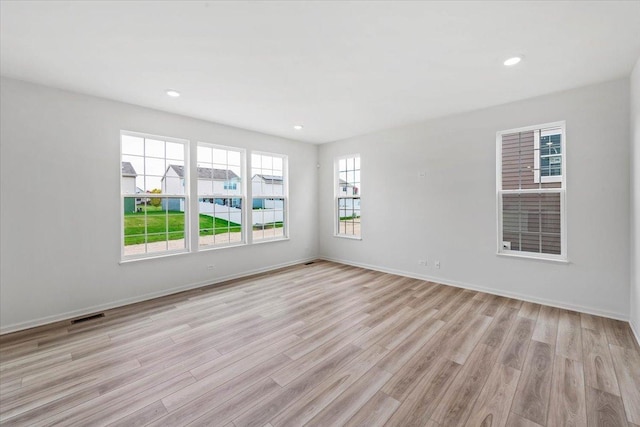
207,264 -> 215,270
435,260 -> 440,269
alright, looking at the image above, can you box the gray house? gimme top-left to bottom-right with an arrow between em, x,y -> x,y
162,164 -> 242,211
121,162 -> 138,213
252,174 -> 284,208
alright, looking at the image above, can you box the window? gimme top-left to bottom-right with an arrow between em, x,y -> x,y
121,133 -> 290,260
121,132 -> 188,258
197,143 -> 244,247
535,128 -> 563,183
336,155 -> 361,238
224,182 -> 237,190
497,122 -> 566,260
251,153 -> 287,241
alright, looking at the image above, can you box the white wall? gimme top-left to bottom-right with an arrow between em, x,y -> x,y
319,78 -> 631,319
1,75 -> 635,333
0,77 -> 319,333
631,58 -> 640,340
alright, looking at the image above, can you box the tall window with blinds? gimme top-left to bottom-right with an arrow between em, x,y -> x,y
497,122 -> 566,260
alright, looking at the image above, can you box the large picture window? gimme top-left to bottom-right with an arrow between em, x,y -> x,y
121,132 -> 290,260
251,153 -> 287,242
497,122 -> 566,260
197,143 -> 245,247
335,155 -> 361,238
121,132 -> 188,258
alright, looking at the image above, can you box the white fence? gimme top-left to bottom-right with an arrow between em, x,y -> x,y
198,201 -> 283,225
198,201 -> 242,224
252,208 -> 284,225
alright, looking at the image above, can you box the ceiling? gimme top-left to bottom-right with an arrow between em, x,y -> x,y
2,1 -> 640,144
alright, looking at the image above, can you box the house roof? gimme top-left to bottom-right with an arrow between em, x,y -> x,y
121,161 -> 137,177
253,174 -> 283,184
339,179 -> 354,187
166,164 -> 239,180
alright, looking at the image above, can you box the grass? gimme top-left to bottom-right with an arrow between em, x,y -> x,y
124,205 -> 241,245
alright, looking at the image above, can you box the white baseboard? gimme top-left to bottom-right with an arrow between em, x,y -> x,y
4,255 -> 632,336
0,256 -> 317,335
320,256 -> 629,322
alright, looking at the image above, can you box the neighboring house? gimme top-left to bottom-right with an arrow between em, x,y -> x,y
252,174 -> 284,208
338,179 -> 358,197
162,164 -> 241,210
121,161 -> 137,213
337,179 -> 360,217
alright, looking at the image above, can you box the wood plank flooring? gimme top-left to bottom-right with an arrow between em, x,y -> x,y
1,260 -> 639,426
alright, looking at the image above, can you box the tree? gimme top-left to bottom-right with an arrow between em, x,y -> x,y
149,188 -> 162,207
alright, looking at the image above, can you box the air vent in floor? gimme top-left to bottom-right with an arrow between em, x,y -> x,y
71,313 -> 105,324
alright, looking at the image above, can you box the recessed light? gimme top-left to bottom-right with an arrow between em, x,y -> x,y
293,125 -> 304,130
166,90 -> 181,98
503,56 -> 522,66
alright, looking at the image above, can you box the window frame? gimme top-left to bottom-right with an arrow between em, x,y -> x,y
120,130 -> 190,261
120,132 -> 293,262
196,142 -> 247,250
534,127 -> 563,184
496,121 -> 567,262
334,154 -> 362,240
250,151 -> 289,243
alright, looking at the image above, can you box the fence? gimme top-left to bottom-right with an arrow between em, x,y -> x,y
198,201 -> 283,225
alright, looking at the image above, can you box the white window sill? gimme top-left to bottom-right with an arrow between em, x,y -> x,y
120,237 -> 290,263
334,234 -> 362,241
120,249 -> 190,264
496,251 -> 569,264
252,237 -> 290,245
197,241 -> 248,252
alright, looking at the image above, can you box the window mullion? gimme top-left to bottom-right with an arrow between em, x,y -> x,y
246,151 -> 252,245
188,140 -> 198,253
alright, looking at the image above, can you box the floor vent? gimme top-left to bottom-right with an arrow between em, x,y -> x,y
304,261 -> 315,265
71,313 -> 105,324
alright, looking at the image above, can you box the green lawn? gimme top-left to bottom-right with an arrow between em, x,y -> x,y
124,206 -> 241,245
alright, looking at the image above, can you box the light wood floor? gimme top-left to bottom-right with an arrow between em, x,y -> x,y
1,261 -> 639,427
